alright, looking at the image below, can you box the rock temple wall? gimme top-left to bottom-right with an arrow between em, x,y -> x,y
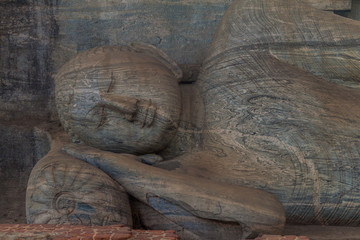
0,0 -> 356,122
0,0 -> 233,121
0,0 -> 358,226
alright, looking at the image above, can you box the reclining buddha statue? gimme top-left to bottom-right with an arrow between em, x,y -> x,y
26,0 -> 360,239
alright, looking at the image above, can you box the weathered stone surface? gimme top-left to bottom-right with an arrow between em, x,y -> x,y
347,0 -> 360,20
131,196 -> 242,240
131,229 -> 179,240
284,225 -> 360,240
255,235 -> 309,240
2,0 -> 352,122
0,224 -> 132,240
0,223 -> 180,240
303,0 -> 351,10
0,122 -> 51,224
51,0 -> 233,68
159,84 -> 205,160
0,0 -> 233,121
19,0 -> 360,239
63,143 -> 285,239
178,0 -> 360,226
0,1 -> 58,121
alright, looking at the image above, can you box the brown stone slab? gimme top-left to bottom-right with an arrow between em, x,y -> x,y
0,224 -> 131,240
303,0 -> 351,10
284,225 -> 360,240
0,224 -> 180,240
131,230 -> 179,240
255,235 -> 309,240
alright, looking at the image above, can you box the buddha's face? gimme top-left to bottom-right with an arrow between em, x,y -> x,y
55,45 -> 182,154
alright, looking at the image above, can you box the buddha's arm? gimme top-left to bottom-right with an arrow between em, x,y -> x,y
207,0 -> 360,88
63,143 -> 285,238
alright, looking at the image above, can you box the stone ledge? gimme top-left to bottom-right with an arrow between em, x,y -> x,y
0,224 -> 179,240
131,230 -> 178,240
254,235 -> 310,240
284,225 -> 360,240
303,0 -> 352,10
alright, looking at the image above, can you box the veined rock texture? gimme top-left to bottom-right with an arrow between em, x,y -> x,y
0,0 -> 354,122
19,0 -> 360,237
0,0 -> 233,121
26,135 -> 133,227
48,42 -> 283,238
0,1 -> 57,121
160,0 -> 360,226
304,0 -> 351,10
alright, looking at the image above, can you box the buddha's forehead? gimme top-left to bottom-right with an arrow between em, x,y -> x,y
85,67 -> 179,102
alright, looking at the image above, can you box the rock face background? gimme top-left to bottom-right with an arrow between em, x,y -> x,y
0,124 -> 51,223
0,0 -> 234,224
1,0 -> 357,122
0,0 -> 234,121
0,1 -> 57,121
0,0 -> 358,224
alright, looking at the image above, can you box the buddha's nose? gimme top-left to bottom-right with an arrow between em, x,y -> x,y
98,93 -> 157,127
98,93 -> 138,120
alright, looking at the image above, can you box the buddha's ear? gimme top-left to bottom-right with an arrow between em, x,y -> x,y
129,43 -> 183,82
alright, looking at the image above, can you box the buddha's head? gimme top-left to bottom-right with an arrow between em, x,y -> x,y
55,44 -> 182,154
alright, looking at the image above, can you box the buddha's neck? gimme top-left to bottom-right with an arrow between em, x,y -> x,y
159,83 -> 205,159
